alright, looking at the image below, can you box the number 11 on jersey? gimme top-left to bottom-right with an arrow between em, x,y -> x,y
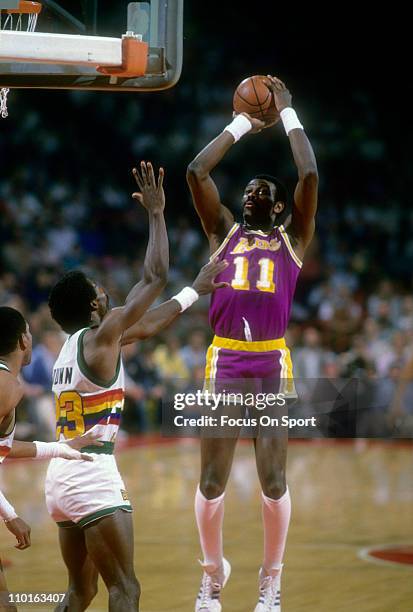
231,256 -> 276,293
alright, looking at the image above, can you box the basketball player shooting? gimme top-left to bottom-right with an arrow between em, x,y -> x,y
186,75 -> 318,611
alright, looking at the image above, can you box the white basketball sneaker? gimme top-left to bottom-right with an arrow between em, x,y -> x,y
195,558 -> 231,611
253,567 -> 282,611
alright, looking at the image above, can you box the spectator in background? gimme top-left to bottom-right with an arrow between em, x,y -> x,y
319,285 -> 362,352
23,328 -> 64,388
389,354 -> 413,436
373,331 -> 410,377
362,363 -> 403,437
367,279 -> 401,322
46,214 -> 78,263
0,272 -> 19,304
25,267 -> 57,311
22,327 -> 65,439
397,295 -> 413,331
340,334 -> 375,378
122,343 -> 165,430
293,327 -> 326,379
169,218 -> 202,267
153,333 -> 189,383
180,329 -> 207,373
122,343 -> 151,434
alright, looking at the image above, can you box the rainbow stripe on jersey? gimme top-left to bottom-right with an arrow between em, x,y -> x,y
52,328 -> 125,454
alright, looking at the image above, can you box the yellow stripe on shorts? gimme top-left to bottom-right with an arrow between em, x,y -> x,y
212,335 -> 286,352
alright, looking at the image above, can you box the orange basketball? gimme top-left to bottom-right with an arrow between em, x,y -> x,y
233,75 -> 279,123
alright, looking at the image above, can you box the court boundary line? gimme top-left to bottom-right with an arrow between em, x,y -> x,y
358,544 -> 413,569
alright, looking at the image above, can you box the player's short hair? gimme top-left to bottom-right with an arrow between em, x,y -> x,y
0,307 -> 27,355
254,174 -> 291,225
48,271 -> 97,334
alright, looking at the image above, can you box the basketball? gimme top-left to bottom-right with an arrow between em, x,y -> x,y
233,75 -> 279,123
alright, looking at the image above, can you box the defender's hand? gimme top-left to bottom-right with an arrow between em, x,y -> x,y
56,445 -> 95,462
265,75 -> 292,113
192,259 -> 229,295
5,517 -> 31,550
132,161 -> 165,213
65,427 -> 104,451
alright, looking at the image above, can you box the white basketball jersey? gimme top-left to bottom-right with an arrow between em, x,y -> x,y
52,328 -> 125,454
0,363 -> 16,463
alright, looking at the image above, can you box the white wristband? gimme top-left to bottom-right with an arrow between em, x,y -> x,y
224,114 -> 252,142
280,107 -> 303,135
0,490 -> 17,521
172,287 -> 199,312
34,441 -> 63,459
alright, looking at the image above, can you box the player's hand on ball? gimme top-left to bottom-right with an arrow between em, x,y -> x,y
265,75 -> 292,112
132,161 -> 165,213
5,517 -> 31,550
234,111 -> 277,132
232,111 -> 266,133
192,259 -> 230,295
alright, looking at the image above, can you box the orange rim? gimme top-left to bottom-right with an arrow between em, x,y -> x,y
2,1 -> 42,14
97,37 -> 148,78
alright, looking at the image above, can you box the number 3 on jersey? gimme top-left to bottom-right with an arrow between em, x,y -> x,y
231,256 -> 276,293
56,391 -> 85,439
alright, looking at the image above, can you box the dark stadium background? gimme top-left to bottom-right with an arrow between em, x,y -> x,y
0,2 -> 412,438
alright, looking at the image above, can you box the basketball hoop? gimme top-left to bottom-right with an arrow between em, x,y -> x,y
0,1 -> 42,118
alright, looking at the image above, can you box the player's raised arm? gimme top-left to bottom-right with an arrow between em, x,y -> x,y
267,75 -> 318,256
95,161 -> 169,345
121,258 -> 229,344
186,115 -> 266,246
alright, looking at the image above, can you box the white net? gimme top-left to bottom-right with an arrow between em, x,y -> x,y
0,11 -> 39,32
0,3 -> 40,118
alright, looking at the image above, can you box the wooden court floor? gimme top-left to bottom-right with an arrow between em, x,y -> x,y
1,440 -> 412,611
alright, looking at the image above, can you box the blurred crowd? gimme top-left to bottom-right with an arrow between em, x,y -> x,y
0,8 -> 411,439
1,159 -> 412,439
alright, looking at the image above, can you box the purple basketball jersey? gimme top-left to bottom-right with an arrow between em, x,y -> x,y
209,223 -> 302,341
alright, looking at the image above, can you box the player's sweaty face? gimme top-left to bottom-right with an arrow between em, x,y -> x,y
242,180 -> 275,222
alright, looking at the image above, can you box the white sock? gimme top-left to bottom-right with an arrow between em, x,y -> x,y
262,487 -> 291,576
195,485 -> 225,571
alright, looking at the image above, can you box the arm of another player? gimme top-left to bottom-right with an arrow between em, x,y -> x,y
0,488 -> 31,550
0,379 -> 31,549
6,428 -> 102,460
186,115 -> 266,246
121,259 -> 229,344
1,506 -> 31,550
94,161 -> 169,346
267,75 -> 319,257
